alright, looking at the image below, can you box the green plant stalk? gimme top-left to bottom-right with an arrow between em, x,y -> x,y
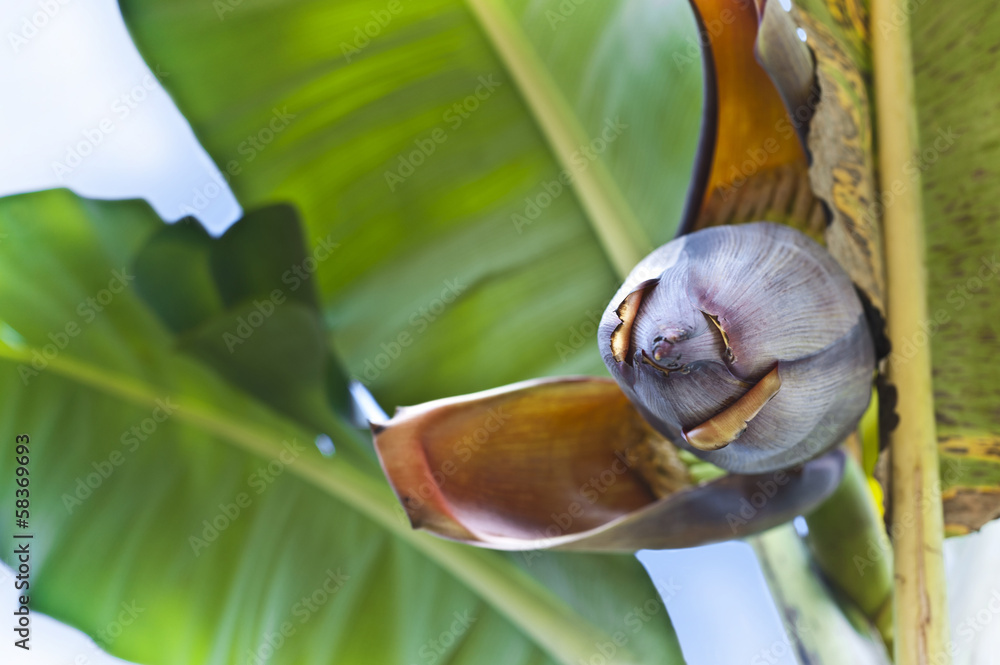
871,0 -> 951,662
804,453 -> 893,650
750,525 -> 891,665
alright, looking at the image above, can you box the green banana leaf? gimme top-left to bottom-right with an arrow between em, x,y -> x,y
910,1 -> 1000,535
0,189 -> 685,665
115,0 -> 705,408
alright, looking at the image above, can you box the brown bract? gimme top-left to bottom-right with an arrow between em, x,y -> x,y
684,0 -> 822,237
373,377 -> 845,551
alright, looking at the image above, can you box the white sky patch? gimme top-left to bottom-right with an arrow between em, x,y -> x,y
315,433 -> 336,456
639,543 -> 798,665
0,0 -> 240,234
1,562 -> 138,665
797,27 -> 808,42
349,380 -> 389,423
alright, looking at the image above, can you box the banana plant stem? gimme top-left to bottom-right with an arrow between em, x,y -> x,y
871,0 -> 951,662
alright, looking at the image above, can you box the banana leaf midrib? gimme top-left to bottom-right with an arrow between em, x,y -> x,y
464,0 -> 652,279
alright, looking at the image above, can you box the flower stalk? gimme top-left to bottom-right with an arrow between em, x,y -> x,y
804,452 -> 894,651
